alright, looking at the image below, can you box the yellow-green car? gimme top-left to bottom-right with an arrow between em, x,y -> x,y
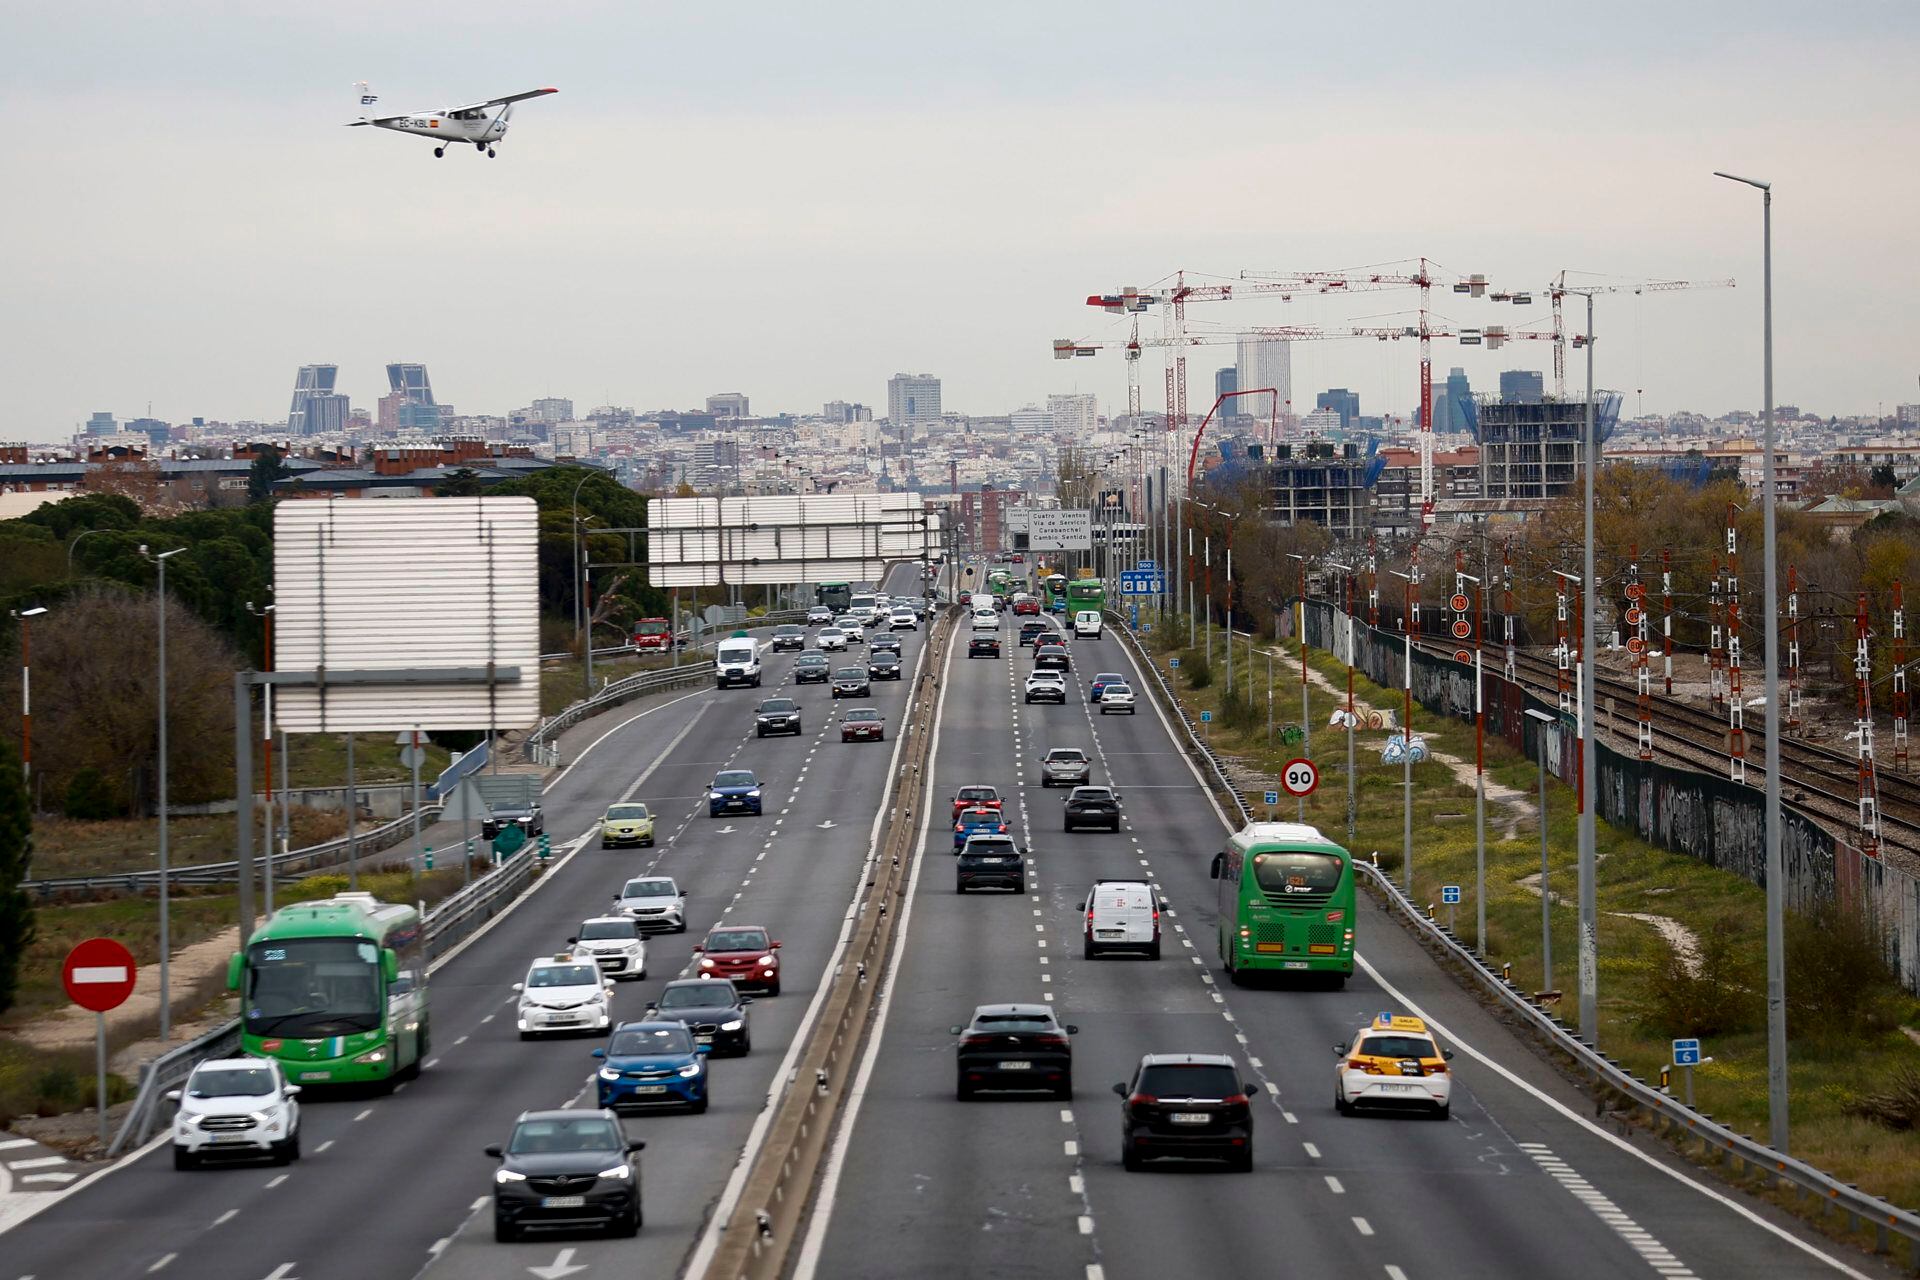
600,802 -> 655,849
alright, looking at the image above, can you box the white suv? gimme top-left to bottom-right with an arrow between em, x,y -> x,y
615,876 -> 687,933
1024,670 -> 1068,704
514,955 -> 614,1039
889,607 -> 918,631
571,916 -> 648,980
170,1057 -> 301,1168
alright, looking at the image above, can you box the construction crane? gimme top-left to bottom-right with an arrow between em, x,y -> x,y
1546,273 -> 1736,399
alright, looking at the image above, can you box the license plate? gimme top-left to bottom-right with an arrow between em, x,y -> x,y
696,1035 -> 714,1044
1097,928 -> 1124,938
541,1196 -> 586,1209
1283,961 -> 1310,970
1379,1083 -> 1416,1092
632,1085 -> 668,1095
299,1071 -> 331,1081
1170,1112 -> 1210,1125
999,1060 -> 1032,1070
209,1133 -> 253,1144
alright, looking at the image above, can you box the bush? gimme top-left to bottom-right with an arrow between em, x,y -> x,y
1183,655 -> 1213,690
63,768 -> 120,820
1787,896 -> 1903,1040
1631,913 -> 1761,1039
1219,688 -> 1265,732
1847,1065 -> 1920,1131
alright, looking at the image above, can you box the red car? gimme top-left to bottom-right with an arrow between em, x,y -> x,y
1013,596 -> 1041,616
841,707 -> 885,742
951,785 -> 1003,821
694,924 -> 782,995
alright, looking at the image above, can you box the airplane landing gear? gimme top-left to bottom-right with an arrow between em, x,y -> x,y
433,146 -> 445,158
487,147 -> 497,158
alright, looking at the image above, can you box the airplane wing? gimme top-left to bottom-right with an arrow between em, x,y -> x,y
441,87 -> 558,115
346,115 -> 412,126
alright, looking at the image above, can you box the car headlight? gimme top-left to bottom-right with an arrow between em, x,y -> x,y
354,1048 -> 388,1064
496,1168 -> 528,1184
720,1018 -> 744,1031
757,954 -> 777,965
747,789 -> 761,798
677,1063 -> 703,1079
709,791 -> 722,800
598,1164 -> 632,1180
699,957 -> 716,969
598,1067 -> 621,1081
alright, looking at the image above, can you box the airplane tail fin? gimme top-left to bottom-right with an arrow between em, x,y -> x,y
353,80 -> 378,118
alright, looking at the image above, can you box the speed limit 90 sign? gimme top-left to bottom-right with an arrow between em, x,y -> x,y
1281,758 -> 1319,798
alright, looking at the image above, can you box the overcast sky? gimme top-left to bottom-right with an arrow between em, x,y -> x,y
4,1 -> 1916,437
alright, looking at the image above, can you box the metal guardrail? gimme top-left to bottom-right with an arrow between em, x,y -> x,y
22,805 -> 445,900
104,850 -> 540,1158
1110,610 -> 1920,1268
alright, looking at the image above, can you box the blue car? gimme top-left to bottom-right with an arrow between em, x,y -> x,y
953,805 -> 1009,851
593,1021 -> 711,1113
708,769 -> 763,818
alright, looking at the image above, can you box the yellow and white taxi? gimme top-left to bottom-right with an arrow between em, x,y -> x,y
600,802 -> 655,849
1333,1013 -> 1453,1119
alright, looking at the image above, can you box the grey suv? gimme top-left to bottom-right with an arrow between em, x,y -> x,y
1041,748 -> 1091,787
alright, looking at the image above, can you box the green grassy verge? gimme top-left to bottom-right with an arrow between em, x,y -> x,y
1133,614 -> 1920,1219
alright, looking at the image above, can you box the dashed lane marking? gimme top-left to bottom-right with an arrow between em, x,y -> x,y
1353,1217 -> 1375,1237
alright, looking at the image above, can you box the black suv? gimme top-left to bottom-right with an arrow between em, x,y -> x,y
952,1003 -> 1078,1099
769,625 -> 806,652
869,650 -> 903,680
956,835 -> 1025,893
794,652 -> 830,684
831,666 -> 872,698
482,800 -> 544,841
870,633 -> 903,656
487,1109 -> 643,1240
1018,619 -> 1051,647
968,633 -> 1001,659
1063,785 -> 1121,832
754,697 -> 802,737
1114,1054 -> 1253,1172
646,978 -> 753,1055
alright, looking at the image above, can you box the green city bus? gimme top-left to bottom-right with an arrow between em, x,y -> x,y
1042,573 -> 1069,613
987,569 -> 1015,601
817,582 -> 853,614
1065,577 -> 1105,614
1209,823 -> 1355,986
227,892 -> 428,1087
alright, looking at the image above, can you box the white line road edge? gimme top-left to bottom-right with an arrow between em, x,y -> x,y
1111,625 -> 1868,1279
791,614 -> 958,1280
0,686 -> 716,1242
683,591 -> 933,1278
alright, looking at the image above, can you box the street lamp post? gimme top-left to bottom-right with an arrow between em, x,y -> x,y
9,607 -> 46,790
1287,553 -> 1311,821
245,602 -> 276,916
1328,562 -> 1359,843
1525,706 -> 1559,991
1459,569 -> 1486,955
1717,168 -> 1787,1153
1389,566 -> 1417,891
570,469 -> 594,701
66,527 -> 106,576
140,545 -> 186,1044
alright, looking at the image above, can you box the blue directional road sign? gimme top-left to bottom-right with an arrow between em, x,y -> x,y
1119,570 -> 1168,596
1441,884 -> 1462,905
1135,560 -> 1158,571
1263,790 -> 1280,806
1672,1038 -> 1702,1066
1200,710 -> 1213,723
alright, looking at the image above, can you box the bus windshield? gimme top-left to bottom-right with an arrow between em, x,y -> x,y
243,937 -> 384,1038
1251,851 -> 1345,895
634,621 -> 669,636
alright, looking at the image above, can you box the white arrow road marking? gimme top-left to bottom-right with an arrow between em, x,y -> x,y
262,1266 -> 300,1280
817,819 -> 837,829
716,825 -> 737,834
527,1247 -> 588,1279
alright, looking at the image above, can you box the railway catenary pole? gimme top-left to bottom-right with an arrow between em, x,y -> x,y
1328,561 -> 1360,843
1662,548 -> 1675,696
1727,504 -> 1747,783
1895,580 -> 1909,773
1786,565 -> 1802,731
1628,546 -> 1652,761
1391,556 -> 1418,894
1709,552 -> 1726,709
1577,288 -> 1599,1048
1454,552 -> 1487,956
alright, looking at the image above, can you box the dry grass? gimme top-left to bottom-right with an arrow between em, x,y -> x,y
29,805 -> 347,879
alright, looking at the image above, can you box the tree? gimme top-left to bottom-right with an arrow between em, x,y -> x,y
247,445 -> 290,504
0,738 -> 34,1017
435,468 -> 484,497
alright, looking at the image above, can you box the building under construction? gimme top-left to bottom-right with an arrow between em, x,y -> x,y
1473,393 -> 1621,502
1243,441 -> 1384,538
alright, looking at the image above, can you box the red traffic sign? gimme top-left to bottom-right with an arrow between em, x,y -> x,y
63,938 -> 137,1013
1624,606 -> 1644,626
1625,583 -> 1646,601
1281,758 -> 1320,798
1449,593 -> 1470,613
1627,637 -> 1648,655
1451,619 -> 1472,639
1454,648 -> 1473,664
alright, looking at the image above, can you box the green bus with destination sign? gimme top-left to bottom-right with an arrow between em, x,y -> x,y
227,892 -> 429,1087
1209,822 -> 1355,986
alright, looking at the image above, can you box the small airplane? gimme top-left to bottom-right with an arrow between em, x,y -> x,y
347,82 -> 557,158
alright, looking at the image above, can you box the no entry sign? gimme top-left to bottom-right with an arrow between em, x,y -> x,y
63,938 -> 137,1012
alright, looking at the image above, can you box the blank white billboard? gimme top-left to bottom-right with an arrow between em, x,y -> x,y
648,493 -> 939,586
273,498 -> 540,732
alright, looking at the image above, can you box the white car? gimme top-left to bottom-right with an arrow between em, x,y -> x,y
571,916 -> 648,980
1024,670 -> 1068,704
874,593 -> 892,611
818,627 -> 848,652
834,616 -> 867,643
170,1057 -> 301,1168
1098,682 -> 1137,714
806,605 -> 834,626
614,875 -> 686,933
1335,1013 -> 1454,1119
1082,879 -> 1161,959
889,607 -> 917,631
515,955 -> 614,1039
971,608 -> 999,632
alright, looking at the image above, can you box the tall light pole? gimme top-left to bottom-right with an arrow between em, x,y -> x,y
570,469 -> 595,701
1389,566 -> 1416,892
10,608 -> 46,791
1458,569 -> 1486,956
1286,553 -> 1311,821
1718,168 -> 1787,1152
245,602 -> 276,917
1563,286 -> 1601,1047
140,544 -> 185,1045
1328,562 -> 1358,844
66,528 -> 108,576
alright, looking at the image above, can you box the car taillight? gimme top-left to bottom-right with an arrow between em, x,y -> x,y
1347,1059 -> 1381,1074
962,1035 -> 996,1047
1128,1093 -> 1156,1107
1425,1060 -> 1449,1073
1222,1094 -> 1249,1107
1034,1035 -> 1069,1048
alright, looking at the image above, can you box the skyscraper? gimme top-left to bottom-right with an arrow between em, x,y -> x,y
386,362 -> 440,431
706,393 -> 750,418
1421,368 -> 1474,432
1215,367 -> 1238,414
1499,369 -> 1545,404
288,365 -> 337,435
1315,388 -> 1361,429
531,397 -> 574,423
1235,338 -> 1291,424
887,373 -> 942,422
1047,393 -> 1097,436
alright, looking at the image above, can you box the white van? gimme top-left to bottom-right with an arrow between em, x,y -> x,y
1082,879 -> 1160,959
1073,610 -> 1103,638
971,607 -> 1000,632
714,635 -> 763,688
849,594 -> 880,624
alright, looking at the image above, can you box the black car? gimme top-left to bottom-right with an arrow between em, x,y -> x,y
770,625 -> 806,652
754,697 -> 802,737
870,633 -> 903,656
952,1004 -> 1078,1099
956,837 -> 1026,893
794,653 -> 830,683
869,651 -> 903,680
646,978 -> 753,1055
1018,619 -> 1051,647
968,634 -> 1001,659
482,801 -> 544,841
487,1109 -> 643,1241
831,666 -> 871,698
1033,644 -> 1070,672
1114,1054 -> 1253,1172
1063,785 -> 1122,832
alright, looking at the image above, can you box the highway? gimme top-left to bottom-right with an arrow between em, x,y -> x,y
799,605 -> 1888,1280
0,564 -> 932,1280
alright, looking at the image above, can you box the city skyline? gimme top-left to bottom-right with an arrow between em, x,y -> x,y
3,4 -> 1917,433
